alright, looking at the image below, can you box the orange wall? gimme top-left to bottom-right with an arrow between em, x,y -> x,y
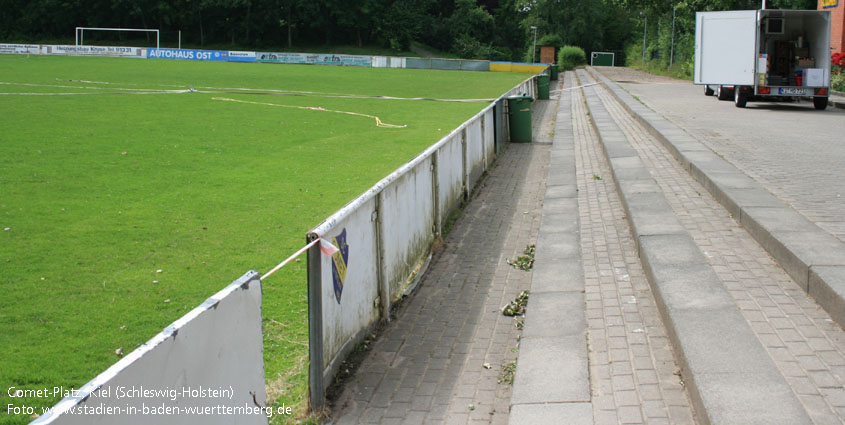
820,0 -> 845,53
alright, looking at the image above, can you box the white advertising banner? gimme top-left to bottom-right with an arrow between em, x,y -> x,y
0,44 -> 40,54
41,45 -> 147,58
228,51 -> 256,62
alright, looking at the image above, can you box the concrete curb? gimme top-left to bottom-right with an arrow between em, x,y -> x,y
509,72 -> 592,425
589,67 -> 845,331
578,69 -> 813,425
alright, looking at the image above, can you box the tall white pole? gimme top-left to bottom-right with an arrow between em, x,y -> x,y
642,15 -> 647,61
670,5 -> 676,66
531,26 -> 538,63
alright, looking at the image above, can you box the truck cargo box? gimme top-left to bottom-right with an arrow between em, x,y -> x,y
694,9 -> 832,109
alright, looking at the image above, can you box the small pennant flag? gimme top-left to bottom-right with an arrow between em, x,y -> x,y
320,238 -> 339,257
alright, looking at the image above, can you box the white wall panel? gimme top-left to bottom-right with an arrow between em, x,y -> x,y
317,199 -> 381,371
437,134 -> 465,225
465,119 -> 485,190
379,157 -> 435,300
34,272 -> 268,425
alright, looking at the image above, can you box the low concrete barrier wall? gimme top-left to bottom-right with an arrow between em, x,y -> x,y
33,272 -> 269,425
305,75 -> 539,408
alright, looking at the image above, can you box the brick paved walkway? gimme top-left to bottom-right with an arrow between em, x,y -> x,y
591,75 -> 845,424
571,73 -> 697,425
593,67 -> 845,243
327,88 -> 557,425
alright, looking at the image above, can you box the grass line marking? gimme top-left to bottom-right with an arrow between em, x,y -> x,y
57,78 -> 494,102
213,96 -> 407,128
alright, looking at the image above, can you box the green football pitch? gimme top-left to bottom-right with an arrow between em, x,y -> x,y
0,55 -> 530,423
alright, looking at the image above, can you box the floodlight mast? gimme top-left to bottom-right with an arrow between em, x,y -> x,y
75,27 -> 160,50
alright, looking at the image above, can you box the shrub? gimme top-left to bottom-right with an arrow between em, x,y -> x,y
454,34 -> 509,60
623,43 -> 693,81
558,45 -> 586,71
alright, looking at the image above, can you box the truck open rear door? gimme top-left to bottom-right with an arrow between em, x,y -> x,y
695,10 -> 758,86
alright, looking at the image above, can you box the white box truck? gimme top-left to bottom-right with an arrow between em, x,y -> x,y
694,9 -> 832,110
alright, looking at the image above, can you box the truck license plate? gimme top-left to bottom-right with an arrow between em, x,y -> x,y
778,87 -> 809,95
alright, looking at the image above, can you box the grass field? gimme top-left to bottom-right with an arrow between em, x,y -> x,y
0,54 -> 529,424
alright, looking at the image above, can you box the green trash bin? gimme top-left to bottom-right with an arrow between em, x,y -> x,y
537,74 -> 550,100
507,94 -> 532,143
550,64 -> 559,81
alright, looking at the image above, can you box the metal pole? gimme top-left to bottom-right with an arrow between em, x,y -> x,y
178,30 -> 181,49
306,233 -> 324,411
75,27 -> 78,46
642,15 -> 647,62
531,26 -> 538,63
670,5 -> 676,67
373,193 -> 390,322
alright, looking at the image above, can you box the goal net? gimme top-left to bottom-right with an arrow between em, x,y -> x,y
75,27 -> 160,49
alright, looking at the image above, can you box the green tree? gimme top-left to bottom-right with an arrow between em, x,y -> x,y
331,0 -> 382,47
448,0 -> 502,59
381,0 -> 434,51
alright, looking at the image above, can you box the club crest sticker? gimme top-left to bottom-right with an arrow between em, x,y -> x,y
331,229 -> 349,304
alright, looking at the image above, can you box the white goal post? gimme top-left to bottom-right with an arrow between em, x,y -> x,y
75,27 -> 160,49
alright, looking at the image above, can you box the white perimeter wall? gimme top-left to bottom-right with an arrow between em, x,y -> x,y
33,272 -> 268,425
308,75 -> 538,400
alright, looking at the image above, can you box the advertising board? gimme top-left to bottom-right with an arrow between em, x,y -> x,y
147,48 -> 229,61
42,45 -> 146,57
256,52 -> 372,67
0,44 -> 40,54
228,51 -> 256,63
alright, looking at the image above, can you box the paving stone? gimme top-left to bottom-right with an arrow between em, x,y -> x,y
521,291 -> 587,338
529,257 -> 583,293
809,266 -> 845,328
532,230 -> 579,261
545,183 -> 577,199
508,402 -> 592,425
693,372 -> 812,425
510,336 -> 590,404
617,405 -> 645,424
603,138 -> 640,158
400,411 -> 426,425
622,193 -> 686,236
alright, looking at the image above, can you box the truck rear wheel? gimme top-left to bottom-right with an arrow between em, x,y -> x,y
814,97 -> 829,110
705,85 -> 715,96
717,86 -> 731,101
734,87 -> 747,108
